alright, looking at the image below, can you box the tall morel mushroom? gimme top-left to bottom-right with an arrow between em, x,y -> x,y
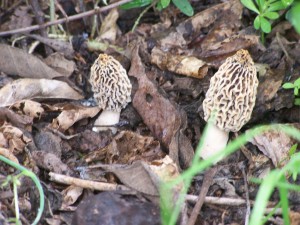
90,54 -> 132,133
200,49 -> 258,159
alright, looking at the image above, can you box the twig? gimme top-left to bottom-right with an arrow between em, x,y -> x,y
185,195 -> 246,206
187,167 -> 218,225
0,0 -> 132,37
241,163 -> 251,225
49,172 -> 131,191
29,0 -> 53,55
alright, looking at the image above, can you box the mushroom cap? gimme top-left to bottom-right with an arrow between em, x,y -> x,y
202,49 -> 258,132
90,54 -> 132,112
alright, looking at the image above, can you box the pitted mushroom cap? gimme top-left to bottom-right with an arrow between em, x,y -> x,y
90,54 -> 132,112
202,49 -> 258,132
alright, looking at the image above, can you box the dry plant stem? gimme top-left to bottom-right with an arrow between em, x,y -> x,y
0,0 -> 132,36
200,123 -> 229,159
93,110 -> 120,134
29,0 -> 52,55
185,195 -> 246,206
49,172 -> 130,191
241,164 -> 250,225
187,167 -> 218,225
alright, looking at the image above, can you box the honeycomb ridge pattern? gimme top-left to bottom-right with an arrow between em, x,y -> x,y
90,54 -> 132,112
202,49 -> 258,132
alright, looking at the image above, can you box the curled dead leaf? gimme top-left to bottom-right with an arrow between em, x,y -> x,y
0,122 -> 31,154
151,47 -> 208,79
10,100 -> 44,118
62,185 -> 83,207
248,124 -> 299,167
51,105 -> 100,132
0,78 -> 83,107
93,155 -> 180,196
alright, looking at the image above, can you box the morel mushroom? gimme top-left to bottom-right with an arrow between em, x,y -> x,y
200,49 -> 258,159
90,54 -> 132,134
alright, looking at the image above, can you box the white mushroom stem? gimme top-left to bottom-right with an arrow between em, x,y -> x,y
200,123 -> 229,159
92,110 -> 120,134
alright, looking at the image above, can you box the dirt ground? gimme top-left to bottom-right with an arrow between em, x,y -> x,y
0,0 -> 299,224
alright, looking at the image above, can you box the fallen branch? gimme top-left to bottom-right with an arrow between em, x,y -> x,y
49,172 -> 131,191
186,195 -> 246,206
0,0 -> 132,37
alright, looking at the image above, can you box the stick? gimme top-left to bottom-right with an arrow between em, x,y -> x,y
49,172 -> 131,191
0,0 -> 132,37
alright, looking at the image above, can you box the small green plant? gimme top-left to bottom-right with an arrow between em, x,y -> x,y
0,155 -> 45,225
282,77 -> 300,105
159,124 -> 300,225
241,0 -> 300,42
121,0 -> 194,17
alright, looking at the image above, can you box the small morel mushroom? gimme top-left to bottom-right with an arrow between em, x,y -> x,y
200,49 -> 258,159
90,54 -> 132,134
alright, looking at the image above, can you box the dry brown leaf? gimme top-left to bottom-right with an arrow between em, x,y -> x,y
84,131 -> 163,164
290,211 -> 300,225
199,34 -> 260,59
0,108 -> 33,130
34,131 -> 62,158
198,1 -> 243,51
10,100 -> 44,118
106,131 -> 164,164
176,0 -> 240,42
27,34 -> 75,59
97,8 -> 119,42
5,6 -> 33,32
44,53 -> 76,77
0,44 -> 64,78
129,45 -> 194,168
0,147 -> 19,164
151,47 -> 208,79
0,78 -> 83,107
32,151 -> 71,175
248,125 -> 298,167
62,185 -> 83,207
51,105 -> 100,132
0,122 -> 32,154
96,155 -> 179,196
252,63 -> 293,120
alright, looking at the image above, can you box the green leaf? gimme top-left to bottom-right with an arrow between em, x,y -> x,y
267,1 -> 287,11
281,0 -> 294,7
172,0 -> 194,16
264,11 -> 279,19
260,17 -> 271,33
295,98 -> 300,105
159,0 -> 171,8
287,3 -> 300,34
294,78 -> 300,87
254,16 -> 261,29
257,0 -> 265,11
289,144 -> 298,156
241,0 -> 260,14
120,0 -> 152,9
282,82 -> 295,89
294,88 -> 299,96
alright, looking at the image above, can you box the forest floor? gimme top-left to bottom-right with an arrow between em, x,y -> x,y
0,0 -> 299,224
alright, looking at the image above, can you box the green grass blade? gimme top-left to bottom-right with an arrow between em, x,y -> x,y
279,177 -> 290,225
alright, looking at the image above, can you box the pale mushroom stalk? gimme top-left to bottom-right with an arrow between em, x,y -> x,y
93,110 -> 120,134
200,123 -> 229,159
200,49 -> 258,159
90,54 -> 132,134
